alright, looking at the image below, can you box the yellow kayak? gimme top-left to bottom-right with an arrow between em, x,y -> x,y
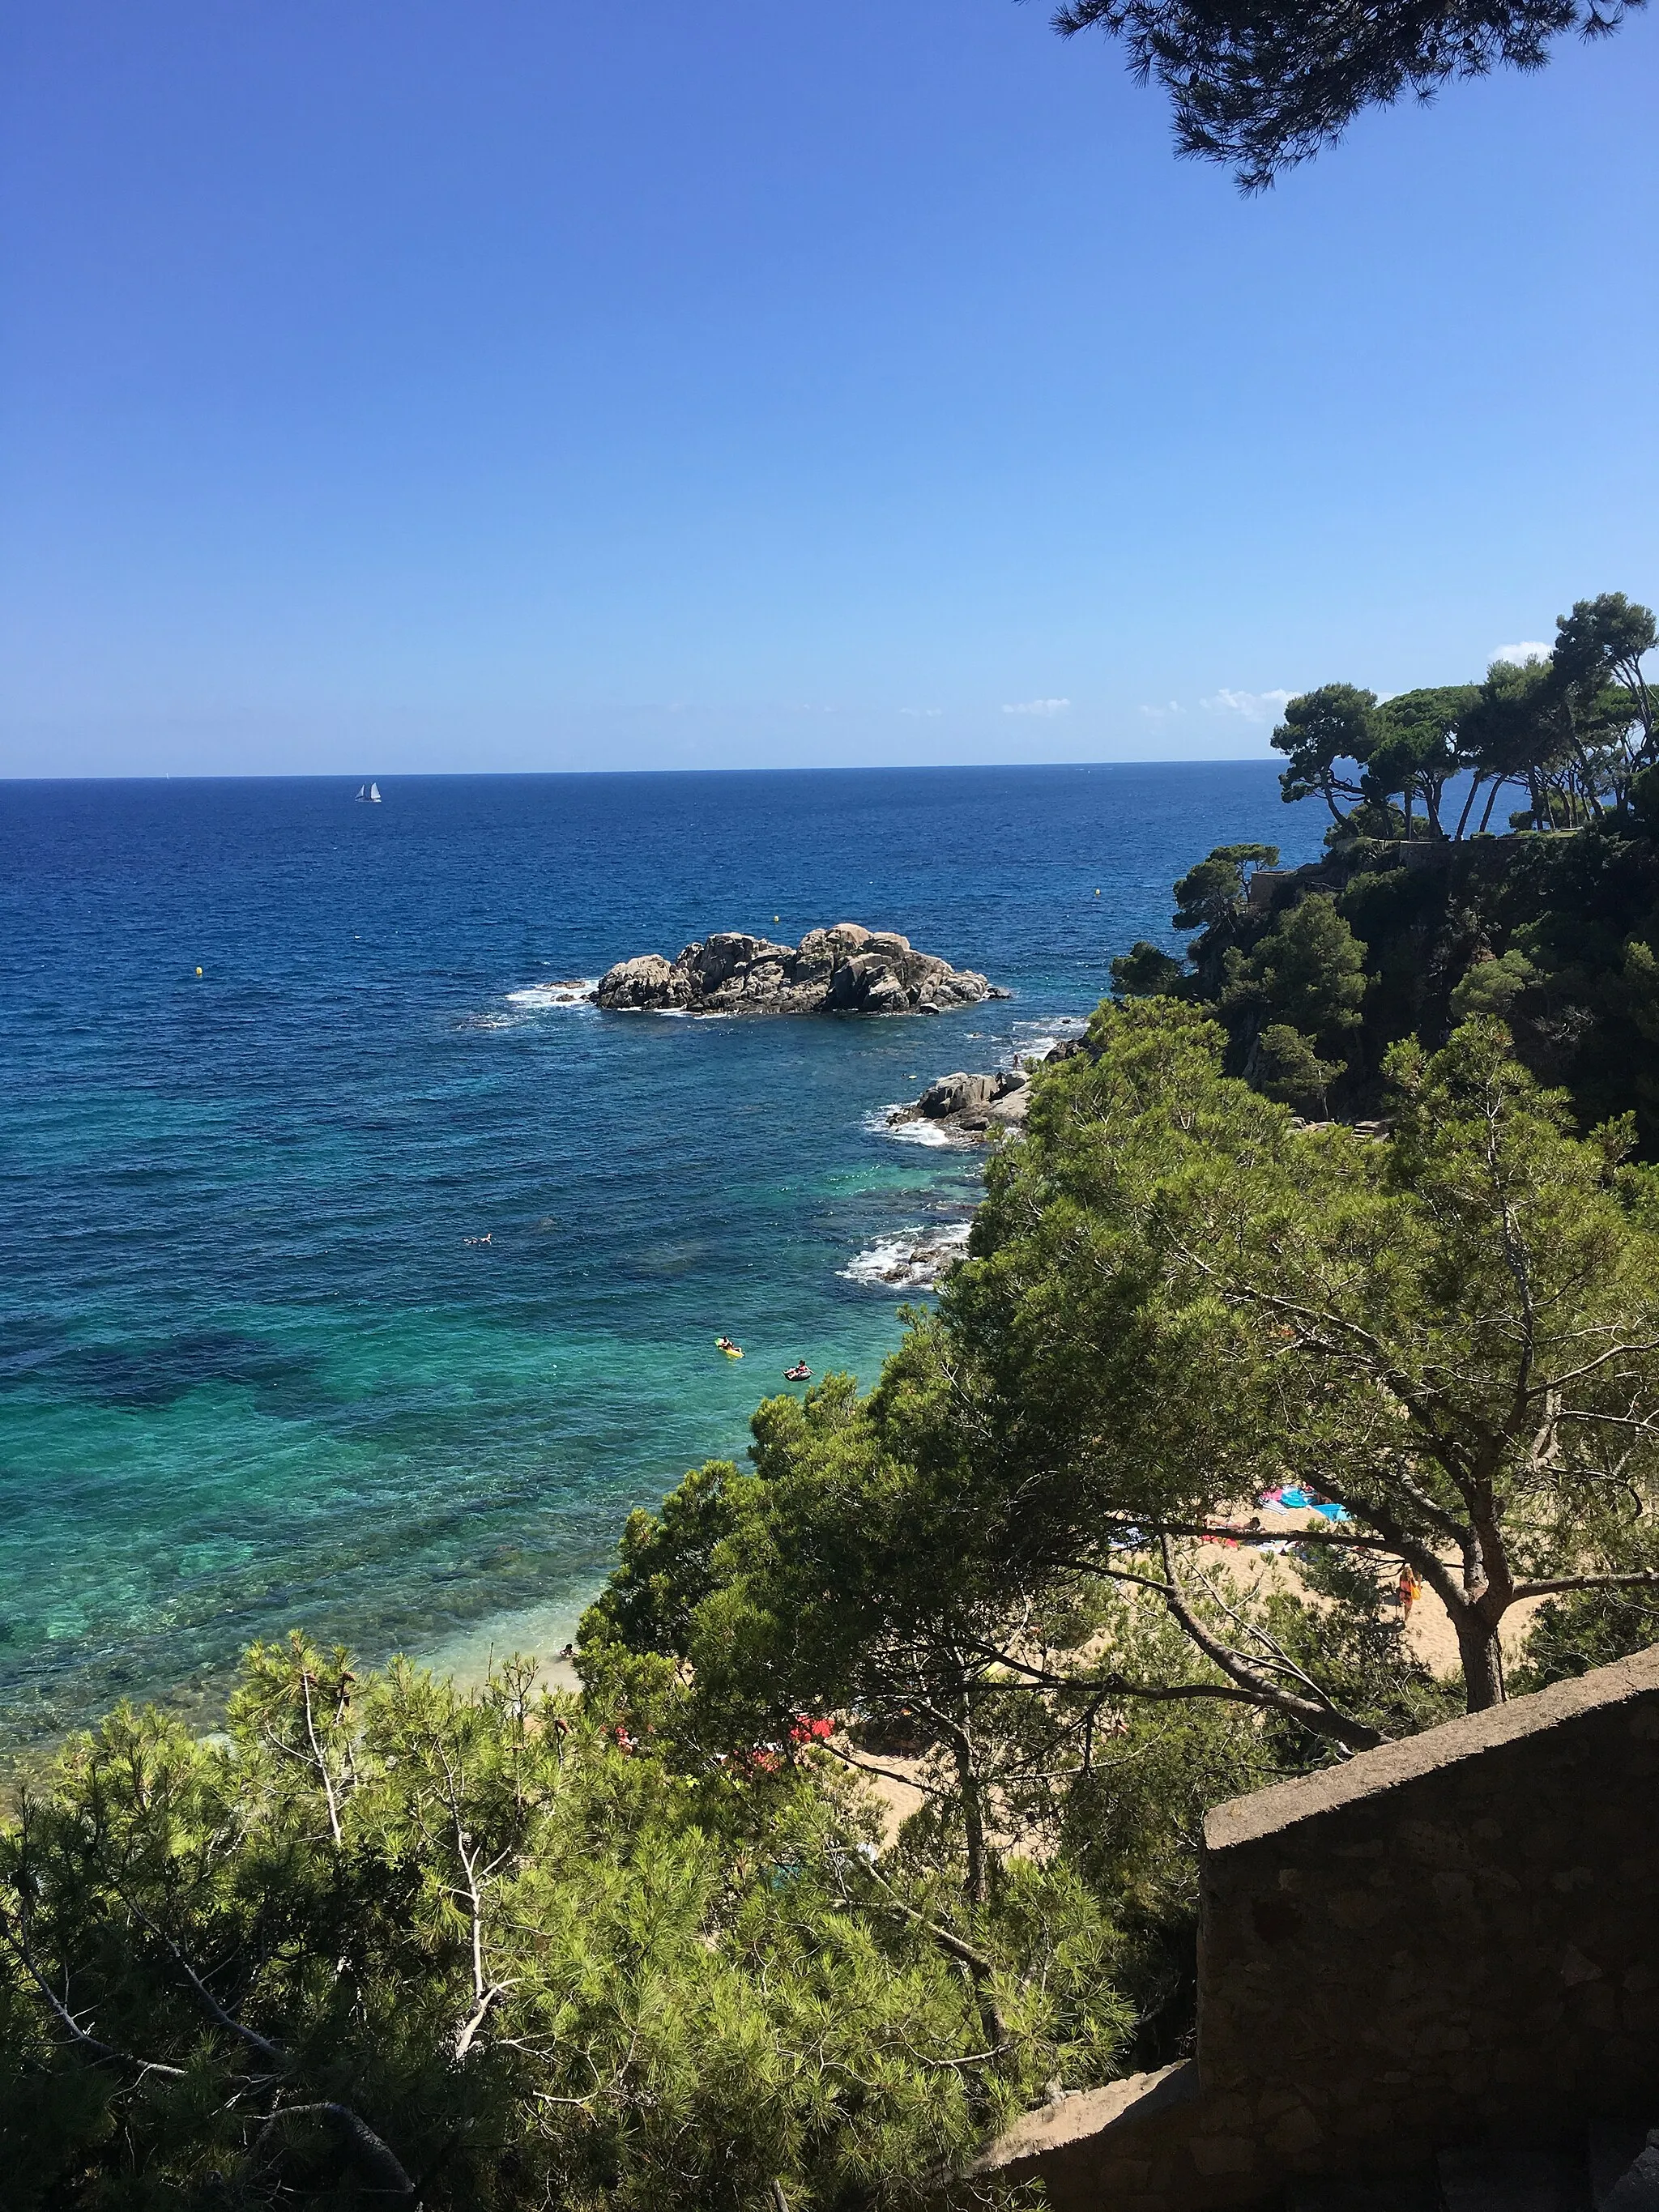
714,1337 -> 744,1359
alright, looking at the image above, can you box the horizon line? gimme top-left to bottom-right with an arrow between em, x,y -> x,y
0,756 -> 1287,787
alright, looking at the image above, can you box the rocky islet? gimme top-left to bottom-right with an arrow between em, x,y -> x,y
595,923 -> 1006,1016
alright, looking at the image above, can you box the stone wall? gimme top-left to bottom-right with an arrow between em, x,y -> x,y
971,1646 -> 1659,2210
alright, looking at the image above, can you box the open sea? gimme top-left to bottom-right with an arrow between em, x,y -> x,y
0,764 -> 1322,1753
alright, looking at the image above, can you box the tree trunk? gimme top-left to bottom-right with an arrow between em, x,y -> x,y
1454,1617 -> 1505,1712
949,1731 -> 990,1910
942,1721 -> 1010,2060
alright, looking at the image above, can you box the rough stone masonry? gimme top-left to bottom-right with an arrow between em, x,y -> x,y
968,1645 -> 1659,2211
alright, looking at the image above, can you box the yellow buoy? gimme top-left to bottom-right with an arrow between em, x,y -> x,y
195,966 -> 203,976
774,914 -> 780,923
1094,889 -> 1100,896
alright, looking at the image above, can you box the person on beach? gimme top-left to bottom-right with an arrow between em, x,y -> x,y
1397,1566 -> 1423,1618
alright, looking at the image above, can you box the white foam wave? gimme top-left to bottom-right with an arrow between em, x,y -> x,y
504,979 -> 598,1009
1005,1016 -> 1088,1067
863,1106 -> 972,1149
841,1221 -> 972,1290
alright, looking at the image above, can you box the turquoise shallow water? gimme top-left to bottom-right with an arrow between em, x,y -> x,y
0,765 -> 1320,1748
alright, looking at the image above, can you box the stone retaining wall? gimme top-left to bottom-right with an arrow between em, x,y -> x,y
972,1647 -> 1659,2210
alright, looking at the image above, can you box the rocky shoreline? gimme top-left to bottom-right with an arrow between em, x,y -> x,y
596,923 -> 1006,1016
883,1035 -> 1085,1143
885,1067 -> 1032,1140
841,1220 -> 974,1290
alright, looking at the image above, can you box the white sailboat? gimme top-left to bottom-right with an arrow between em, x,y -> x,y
356,782 -> 382,803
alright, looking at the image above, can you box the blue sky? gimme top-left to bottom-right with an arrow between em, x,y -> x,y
2,0 -> 1654,778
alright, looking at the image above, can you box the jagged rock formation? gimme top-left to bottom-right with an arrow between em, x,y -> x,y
595,924 -> 1005,1016
885,1036 -> 1088,1142
884,1068 -> 1030,1142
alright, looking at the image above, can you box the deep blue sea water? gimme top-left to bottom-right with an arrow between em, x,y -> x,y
0,765 -> 1321,1750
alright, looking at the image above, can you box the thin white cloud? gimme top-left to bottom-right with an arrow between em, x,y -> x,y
1201,687 -> 1294,723
1001,697 -> 1070,717
1491,641 -> 1550,666
1140,701 -> 1183,720
899,706 -> 943,718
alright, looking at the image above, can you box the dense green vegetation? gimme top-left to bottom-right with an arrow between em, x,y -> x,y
1111,593 -> 1659,1145
582,1008 -> 1659,1956
1,1636 -> 1115,2208
8,1011 -> 1659,2201
6,602 -> 1657,2202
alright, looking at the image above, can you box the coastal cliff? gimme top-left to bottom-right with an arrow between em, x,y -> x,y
596,923 -> 1005,1016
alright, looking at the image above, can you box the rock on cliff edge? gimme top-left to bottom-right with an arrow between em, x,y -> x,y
595,924 -> 1007,1016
